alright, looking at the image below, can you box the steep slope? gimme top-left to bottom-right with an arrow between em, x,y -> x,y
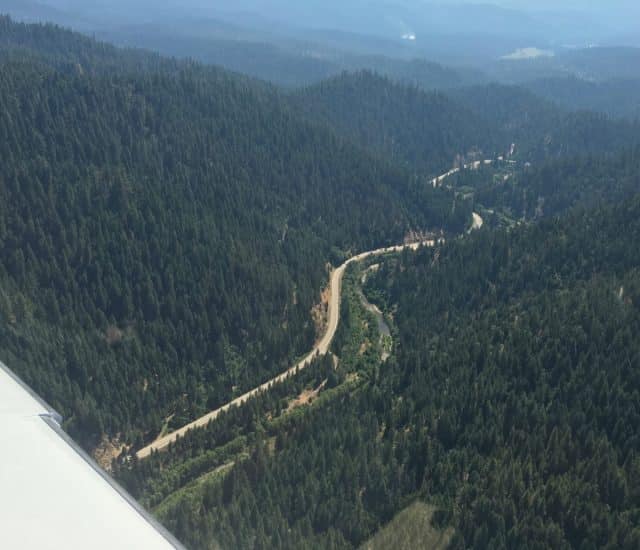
450,83 -> 640,160
292,71 -> 503,176
0,19 -> 460,450
1,11 -> 483,89
473,148 -> 640,221
524,77 -> 640,120
121,160 -> 640,549
360,197 -> 640,549
0,14 -> 165,72
97,23 -> 481,90
292,74 -> 640,181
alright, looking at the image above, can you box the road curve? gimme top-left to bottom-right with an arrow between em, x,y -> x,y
136,239 -> 436,459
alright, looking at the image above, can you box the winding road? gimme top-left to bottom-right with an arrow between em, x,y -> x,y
136,240 -> 436,459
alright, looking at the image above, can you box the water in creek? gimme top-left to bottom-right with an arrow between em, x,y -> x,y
359,290 -> 391,337
359,265 -> 391,359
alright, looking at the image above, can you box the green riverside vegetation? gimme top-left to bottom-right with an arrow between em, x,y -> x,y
1,14 -> 639,550
0,16 -> 463,449
120,188 -> 640,549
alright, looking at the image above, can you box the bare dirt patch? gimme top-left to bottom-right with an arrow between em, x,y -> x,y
137,240 -> 436,459
104,325 -> 124,345
93,435 -> 129,472
104,324 -> 135,346
310,283 -> 331,342
404,229 -> 440,245
285,380 -> 327,413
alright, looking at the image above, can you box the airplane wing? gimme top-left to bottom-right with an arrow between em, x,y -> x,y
0,361 -> 183,549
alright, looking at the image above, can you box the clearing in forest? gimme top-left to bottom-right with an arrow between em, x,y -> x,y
360,501 -> 454,550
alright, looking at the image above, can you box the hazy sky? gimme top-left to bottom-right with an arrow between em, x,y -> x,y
33,0 -> 640,37
498,0 -> 638,11
499,0 -> 639,19
39,0 -> 640,19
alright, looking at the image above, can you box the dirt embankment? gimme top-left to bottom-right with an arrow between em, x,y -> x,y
136,239 -> 436,459
310,279 -> 332,343
285,380 -> 327,413
93,435 -> 129,472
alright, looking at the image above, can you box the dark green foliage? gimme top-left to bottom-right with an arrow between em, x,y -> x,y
118,352 -> 352,533
0,14 -> 175,75
292,74 -> 640,187
525,77 -> 640,120
142,193 -> 640,548
0,18 -> 467,449
292,71 -> 502,176
450,83 -> 640,160
3,14 -> 640,550
474,148 -> 640,220
363,197 -> 640,548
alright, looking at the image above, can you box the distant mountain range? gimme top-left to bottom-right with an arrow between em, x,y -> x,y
2,13 -> 640,550
5,0 -> 639,65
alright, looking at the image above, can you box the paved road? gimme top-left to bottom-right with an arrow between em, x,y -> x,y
431,146 -> 518,189
136,240 -> 435,459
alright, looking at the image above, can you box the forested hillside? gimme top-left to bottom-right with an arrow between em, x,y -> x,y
362,197 -> 640,548
120,189 -> 640,549
459,148 -> 640,223
0,15 -> 176,74
292,71 -> 502,175
293,74 -> 640,180
450,84 -> 640,160
524,77 -> 640,120
0,13 -> 482,90
0,18 -> 467,449
560,47 -> 640,82
3,13 -> 640,550
488,47 -> 640,85
98,24 -> 482,90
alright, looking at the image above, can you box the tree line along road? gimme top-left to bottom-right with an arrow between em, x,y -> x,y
136,239 -> 438,459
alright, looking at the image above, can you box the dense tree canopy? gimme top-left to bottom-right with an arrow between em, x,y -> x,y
524,76 -> 640,119
119,164 -> 640,549
2,15 -> 640,550
293,73 -> 640,181
0,18 -> 467,448
450,83 -> 640,161
292,71 -> 503,175
467,148 -> 640,222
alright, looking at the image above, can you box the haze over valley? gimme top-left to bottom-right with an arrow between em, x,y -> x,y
0,1 -> 639,549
